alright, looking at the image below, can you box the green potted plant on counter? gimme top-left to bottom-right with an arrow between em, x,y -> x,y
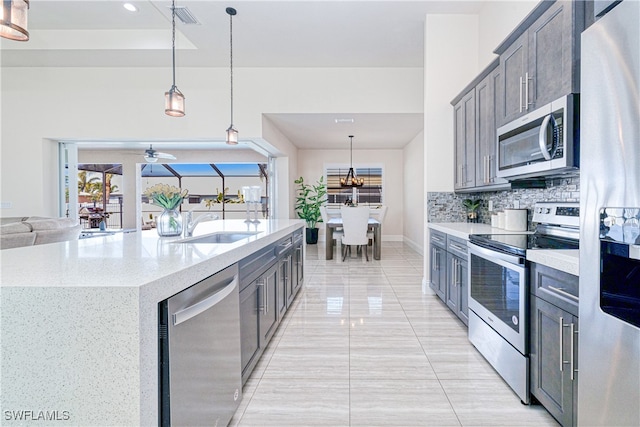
294,176 -> 327,244
462,198 -> 481,223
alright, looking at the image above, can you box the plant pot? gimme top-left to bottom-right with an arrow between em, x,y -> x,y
306,227 -> 319,244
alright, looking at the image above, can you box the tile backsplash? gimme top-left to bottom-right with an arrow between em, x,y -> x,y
428,176 -> 580,228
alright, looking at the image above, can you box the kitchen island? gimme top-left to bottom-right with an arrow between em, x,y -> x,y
0,219 -> 304,426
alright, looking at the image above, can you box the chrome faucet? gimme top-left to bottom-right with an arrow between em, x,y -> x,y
184,211 -> 219,237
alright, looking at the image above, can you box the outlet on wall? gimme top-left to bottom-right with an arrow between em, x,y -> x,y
488,200 -> 494,212
513,200 -> 520,209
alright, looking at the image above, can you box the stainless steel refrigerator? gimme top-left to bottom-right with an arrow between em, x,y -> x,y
580,1 -> 640,425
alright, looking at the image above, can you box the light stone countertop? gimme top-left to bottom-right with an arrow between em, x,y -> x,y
428,222 -> 579,275
526,249 -> 580,276
428,222 -> 532,240
0,219 -> 304,426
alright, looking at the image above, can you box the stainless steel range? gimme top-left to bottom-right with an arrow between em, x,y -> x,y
467,202 -> 579,403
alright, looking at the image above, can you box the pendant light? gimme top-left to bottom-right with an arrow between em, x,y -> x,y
164,0 -> 185,117
225,7 -> 238,145
0,0 -> 29,41
340,135 -> 364,187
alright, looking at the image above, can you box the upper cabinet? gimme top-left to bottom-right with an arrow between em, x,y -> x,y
452,58 -> 509,192
453,89 -> 476,190
495,1 -> 588,127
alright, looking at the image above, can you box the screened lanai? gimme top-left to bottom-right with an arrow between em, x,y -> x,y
75,162 -> 268,230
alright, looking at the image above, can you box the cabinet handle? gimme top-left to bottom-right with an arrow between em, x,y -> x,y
571,323 -> 578,381
559,316 -> 570,371
519,75 -> 524,113
547,285 -> 579,302
257,280 -> 265,313
525,72 -> 533,110
485,156 -> 489,184
450,258 -> 455,288
432,248 -> 437,271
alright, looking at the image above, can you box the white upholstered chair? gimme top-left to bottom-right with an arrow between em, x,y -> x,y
340,206 -> 370,261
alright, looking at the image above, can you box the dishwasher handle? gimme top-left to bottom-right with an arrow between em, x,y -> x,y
172,276 -> 238,326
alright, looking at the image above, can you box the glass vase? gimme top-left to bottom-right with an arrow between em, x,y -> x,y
157,208 -> 183,237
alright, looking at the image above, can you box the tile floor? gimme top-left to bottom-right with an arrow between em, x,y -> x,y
230,242 -> 558,426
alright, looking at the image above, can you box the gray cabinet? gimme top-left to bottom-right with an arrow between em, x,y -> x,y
239,229 -> 304,385
259,262 -> 279,346
496,1 -> 586,126
429,229 -> 447,300
530,263 -> 579,426
429,229 -> 469,325
452,58 -> 508,192
453,90 -> 476,190
446,236 -> 469,326
476,68 -> 509,188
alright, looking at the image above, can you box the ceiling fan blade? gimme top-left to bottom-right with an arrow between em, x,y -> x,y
155,152 -> 176,160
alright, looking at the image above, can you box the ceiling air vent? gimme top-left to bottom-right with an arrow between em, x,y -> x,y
173,6 -> 199,25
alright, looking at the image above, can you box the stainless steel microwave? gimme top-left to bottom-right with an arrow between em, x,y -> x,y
496,94 -> 579,180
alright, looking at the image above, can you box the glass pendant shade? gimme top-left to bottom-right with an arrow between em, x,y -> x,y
164,86 -> 185,117
226,125 -> 238,145
0,0 -> 29,41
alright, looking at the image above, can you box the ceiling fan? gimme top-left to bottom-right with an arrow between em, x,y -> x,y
143,145 -> 176,163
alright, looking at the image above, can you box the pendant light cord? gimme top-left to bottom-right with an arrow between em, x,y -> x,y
229,9 -> 234,126
171,0 -> 176,88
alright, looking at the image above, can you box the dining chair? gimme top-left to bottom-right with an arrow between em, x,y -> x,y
320,206 -> 343,251
340,206 -> 370,261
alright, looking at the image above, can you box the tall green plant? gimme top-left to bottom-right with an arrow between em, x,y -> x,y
294,176 -> 327,229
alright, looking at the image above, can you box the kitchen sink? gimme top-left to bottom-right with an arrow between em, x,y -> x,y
173,231 -> 259,244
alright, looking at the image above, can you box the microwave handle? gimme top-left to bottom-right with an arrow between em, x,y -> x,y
538,114 -> 554,161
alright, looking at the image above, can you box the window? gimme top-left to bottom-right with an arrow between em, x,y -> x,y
325,166 -> 383,206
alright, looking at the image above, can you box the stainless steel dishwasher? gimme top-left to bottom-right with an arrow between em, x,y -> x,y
159,264 -> 242,427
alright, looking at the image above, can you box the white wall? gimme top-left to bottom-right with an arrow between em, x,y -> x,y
297,148 -> 404,240
425,14 -> 479,194
0,67 -> 422,218
402,131 -> 424,254
477,1 -> 540,68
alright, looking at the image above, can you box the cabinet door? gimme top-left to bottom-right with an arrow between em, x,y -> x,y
430,244 -> 447,301
476,70 -> 509,188
528,0 -> 575,109
293,241 -> 304,295
498,31 -> 528,126
446,252 -> 459,314
453,90 -> 476,190
530,296 -> 577,427
259,263 -> 279,346
240,281 -> 260,383
457,258 -> 469,326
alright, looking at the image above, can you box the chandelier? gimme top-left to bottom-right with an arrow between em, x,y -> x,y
340,135 -> 364,187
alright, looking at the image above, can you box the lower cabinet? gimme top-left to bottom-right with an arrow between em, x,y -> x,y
239,229 -> 304,385
429,230 -> 447,300
530,263 -> 579,427
429,229 -> 469,325
259,263 -> 279,346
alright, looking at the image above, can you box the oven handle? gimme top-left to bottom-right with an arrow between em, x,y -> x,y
467,242 -> 525,265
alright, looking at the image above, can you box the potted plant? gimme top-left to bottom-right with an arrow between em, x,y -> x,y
294,176 -> 327,244
462,198 -> 481,223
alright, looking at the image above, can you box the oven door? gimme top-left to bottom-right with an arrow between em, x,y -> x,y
468,243 -> 528,354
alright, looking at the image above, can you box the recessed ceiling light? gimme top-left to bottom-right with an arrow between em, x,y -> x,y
335,118 -> 354,123
123,3 -> 138,12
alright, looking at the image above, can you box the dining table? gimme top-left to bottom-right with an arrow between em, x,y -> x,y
325,217 -> 381,260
